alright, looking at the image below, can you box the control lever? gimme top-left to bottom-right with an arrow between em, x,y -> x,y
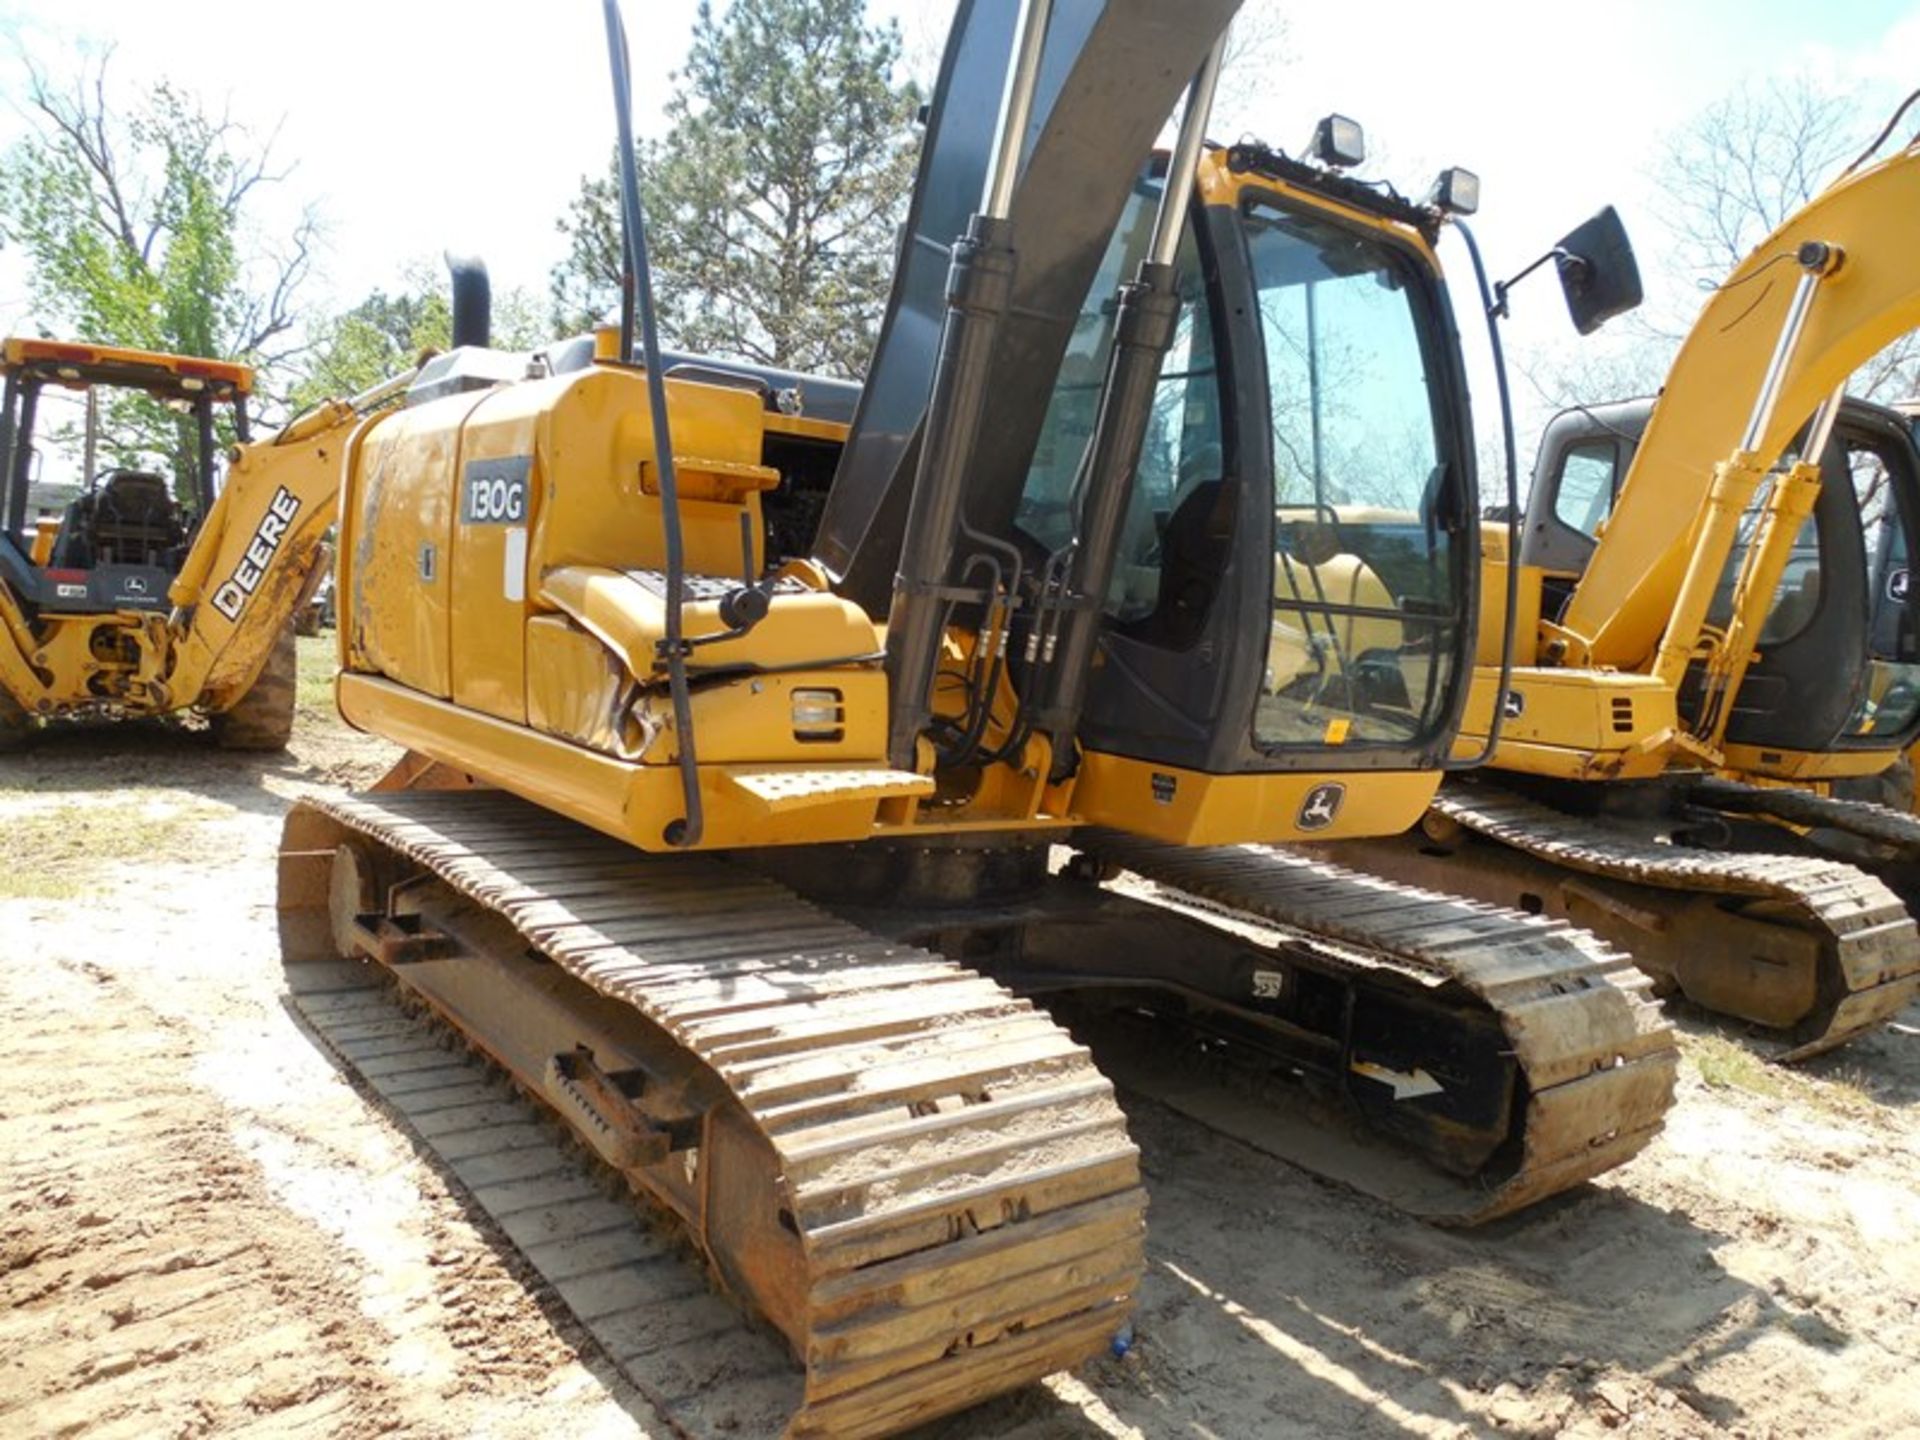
717,510 -> 772,633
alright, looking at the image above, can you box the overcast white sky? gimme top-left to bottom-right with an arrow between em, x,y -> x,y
0,0 -> 1915,445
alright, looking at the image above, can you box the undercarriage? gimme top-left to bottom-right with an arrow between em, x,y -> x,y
279,775 -> 1678,1434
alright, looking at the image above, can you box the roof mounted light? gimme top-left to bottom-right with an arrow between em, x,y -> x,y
1425,167 -> 1480,217
1307,114 -> 1365,169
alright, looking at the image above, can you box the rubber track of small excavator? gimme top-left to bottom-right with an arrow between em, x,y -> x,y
283,789 -> 1146,1440
1431,788 -> 1920,1060
1074,831 -> 1679,1223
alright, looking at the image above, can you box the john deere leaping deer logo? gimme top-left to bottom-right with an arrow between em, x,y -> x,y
1295,782 -> 1345,832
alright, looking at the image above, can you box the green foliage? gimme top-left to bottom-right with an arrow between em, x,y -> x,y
293,282 -> 452,410
295,265 -> 551,411
552,0 -> 921,379
0,51 -> 318,468
551,166 -> 623,341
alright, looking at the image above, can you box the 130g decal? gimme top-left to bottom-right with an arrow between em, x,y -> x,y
463,456 -> 532,525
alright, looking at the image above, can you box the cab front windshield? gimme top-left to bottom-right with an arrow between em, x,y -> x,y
1016,180 -> 1464,753
1246,199 -> 1462,748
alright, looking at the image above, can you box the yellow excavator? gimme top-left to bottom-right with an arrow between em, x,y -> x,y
1688,397 -> 1920,881
0,338 -> 393,749
1521,394 -> 1920,842
274,2 -> 1677,1433
1338,132 -> 1920,1059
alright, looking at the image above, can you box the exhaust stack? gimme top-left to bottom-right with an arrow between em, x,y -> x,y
446,254 -> 492,349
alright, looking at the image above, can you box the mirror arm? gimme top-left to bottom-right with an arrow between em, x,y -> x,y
1489,246 -> 1567,319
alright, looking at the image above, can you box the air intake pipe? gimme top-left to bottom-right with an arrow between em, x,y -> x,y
446,253 -> 492,349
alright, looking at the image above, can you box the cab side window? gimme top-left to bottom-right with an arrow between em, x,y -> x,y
1553,441 -> 1619,539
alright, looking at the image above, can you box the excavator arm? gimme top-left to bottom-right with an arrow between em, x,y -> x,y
1554,141 -> 1920,672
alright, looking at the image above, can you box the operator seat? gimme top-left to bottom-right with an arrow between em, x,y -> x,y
91,471 -> 186,567
47,496 -> 96,570
1136,477 -> 1233,649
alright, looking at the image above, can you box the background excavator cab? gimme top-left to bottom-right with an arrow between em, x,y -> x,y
1524,394 -> 1920,768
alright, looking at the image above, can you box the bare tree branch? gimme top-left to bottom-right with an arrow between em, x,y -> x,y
1644,72 -> 1917,404
2,48 -> 324,443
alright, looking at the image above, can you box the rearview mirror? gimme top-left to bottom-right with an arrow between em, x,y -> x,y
1554,206 -> 1642,335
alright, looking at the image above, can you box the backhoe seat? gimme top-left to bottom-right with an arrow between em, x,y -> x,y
91,471 -> 185,567
47,498 -> 97,570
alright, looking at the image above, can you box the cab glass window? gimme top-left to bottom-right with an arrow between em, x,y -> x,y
1848,438 -> 1920,737
1017,176 -> 1220,626
1244,199 -> 1463,749
1553,441 -> 1617,538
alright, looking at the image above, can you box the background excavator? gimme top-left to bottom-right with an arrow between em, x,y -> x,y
274,1 -> 1677,1434
0,337 -> 391,750
1526,394 -> 1920,837
1689,396 -> 1920,890
1337,132 -> 1920,1059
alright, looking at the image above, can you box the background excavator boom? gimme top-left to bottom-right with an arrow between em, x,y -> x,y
1555,141 -> 1920,670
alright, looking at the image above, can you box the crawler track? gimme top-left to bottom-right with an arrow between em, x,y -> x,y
279,789 -> 1146,1440
1381,787 -> 1920,1060
1073,831 -> 1679,1223
285,961 -> 808,1433
1693,774 -> 1920,855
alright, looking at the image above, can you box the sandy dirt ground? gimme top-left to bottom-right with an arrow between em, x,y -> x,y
4,635 -> 1919,1439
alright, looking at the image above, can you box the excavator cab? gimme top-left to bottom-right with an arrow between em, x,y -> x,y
0,339 -> 251,617
1050,151 -> 1477,777
1524,394 -> 1920,773
810,0 -> 1567,843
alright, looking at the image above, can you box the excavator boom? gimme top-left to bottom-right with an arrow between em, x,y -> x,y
164,385 -> 398,712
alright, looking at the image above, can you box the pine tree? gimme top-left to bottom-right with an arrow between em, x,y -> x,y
552,0 -> 921,379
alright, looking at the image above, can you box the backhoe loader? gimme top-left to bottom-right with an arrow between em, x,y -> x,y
0,339 -> 392,749
274,2 -> 1677,1433
1336,133 -> 1920,1059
